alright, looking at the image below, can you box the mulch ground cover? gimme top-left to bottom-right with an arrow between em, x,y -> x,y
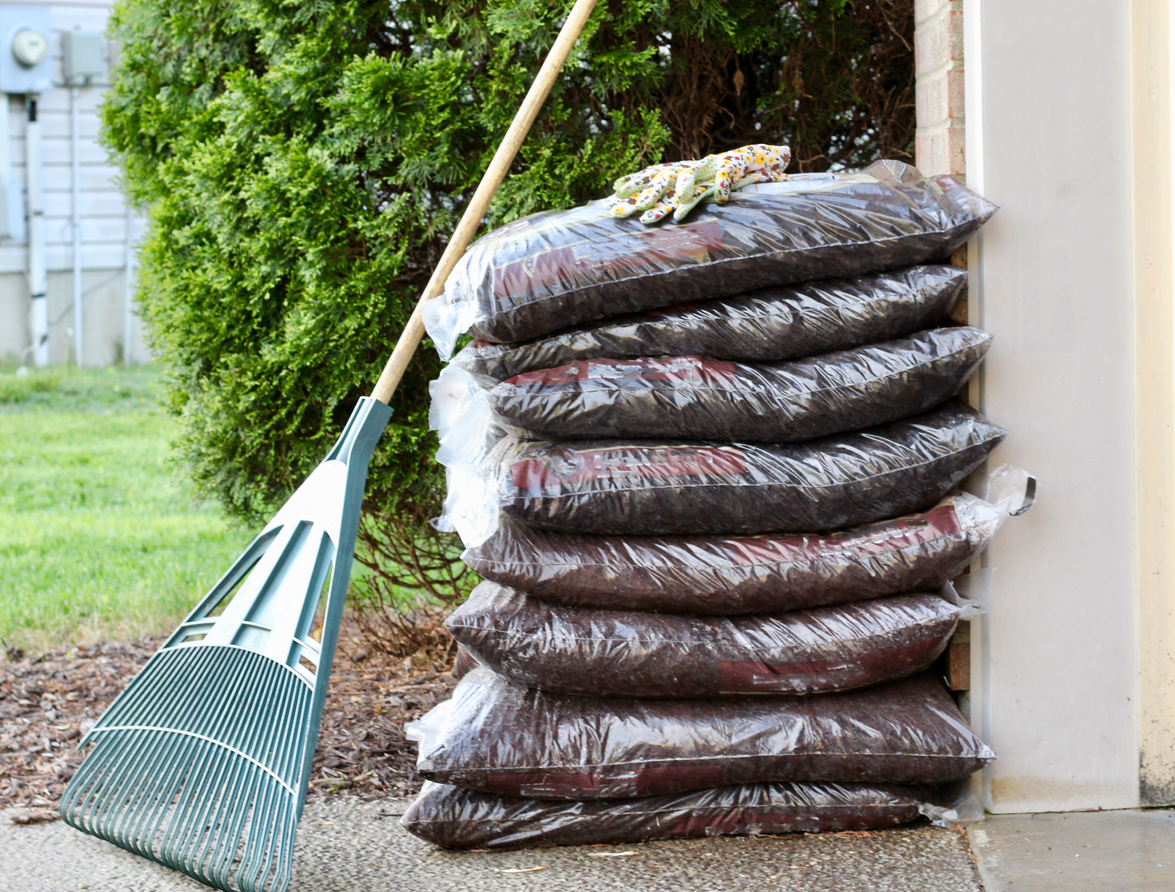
0,632 -> 457,824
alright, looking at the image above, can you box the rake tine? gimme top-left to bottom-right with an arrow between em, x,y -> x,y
204,756 -> 255,887
124,659 -> 237,853
109,728 -> 190,853
127,662 -> 228,827
120,733 -> 190,852
175,744 -> 227,883
237,775 -> 281,890
171,738 -> 234,872
64,648 -> 314,891
88,734 -> 164,845
190,674 -> 289,878
210,673 -> 289,877
269,667 -> 309,791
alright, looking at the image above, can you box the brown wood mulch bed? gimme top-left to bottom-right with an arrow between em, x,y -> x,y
0,634 -> 456,823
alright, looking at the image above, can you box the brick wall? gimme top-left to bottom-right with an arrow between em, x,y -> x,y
916,0 -> 971,691
914,0 -> 965,177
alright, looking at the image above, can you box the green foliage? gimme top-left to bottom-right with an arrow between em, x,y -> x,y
102,0 -> 914,604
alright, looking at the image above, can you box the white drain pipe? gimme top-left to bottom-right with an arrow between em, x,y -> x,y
26,95 -> 47,367
71,85 -> 83,366
0,96 -> 21,243
124,205 -> 135,365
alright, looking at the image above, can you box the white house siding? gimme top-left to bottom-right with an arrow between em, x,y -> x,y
0,0 -> 147,366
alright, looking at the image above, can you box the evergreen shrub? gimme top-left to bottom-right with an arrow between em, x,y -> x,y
103,0 -> 915,630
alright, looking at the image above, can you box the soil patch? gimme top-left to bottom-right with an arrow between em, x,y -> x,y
0,630 -> 455,821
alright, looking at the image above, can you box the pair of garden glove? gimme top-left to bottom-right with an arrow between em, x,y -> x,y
609,144 -> 791,225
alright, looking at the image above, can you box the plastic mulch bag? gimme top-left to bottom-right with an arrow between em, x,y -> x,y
446,583 -> 967,698
402,780 -> 946,849
438,402 -> 1005,543
422,161 -> 996,354
434,326 -> 990,445
463,492 -> 1001,614
451,265 -> 966,382
406,668 -> 995,798
451,646 -> 478,679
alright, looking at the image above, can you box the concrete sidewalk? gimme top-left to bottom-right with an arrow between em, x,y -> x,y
8,798 -> 1175,892
968,808 -> 1175,891
3,798 -> 981,892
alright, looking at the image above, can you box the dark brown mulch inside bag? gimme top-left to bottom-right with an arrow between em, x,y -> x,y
415,669 -> 993,799
487,327 -> 991,443
0,629 -> 456,819
500,403 -> 1005,536
447,583 -> 961,699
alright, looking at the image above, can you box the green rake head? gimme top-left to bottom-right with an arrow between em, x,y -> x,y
59,397 -> 393,892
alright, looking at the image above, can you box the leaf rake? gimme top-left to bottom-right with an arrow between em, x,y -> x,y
58,1 -> 599,888
59,396 -> 389,891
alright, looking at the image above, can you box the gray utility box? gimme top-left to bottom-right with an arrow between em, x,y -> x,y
0,7 -> 52,95
63,31 -> 105,85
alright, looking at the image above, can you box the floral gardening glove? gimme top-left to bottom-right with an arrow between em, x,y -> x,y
608,159 -> 699,223
608,144 -> 791,225
672,144 -> 792,221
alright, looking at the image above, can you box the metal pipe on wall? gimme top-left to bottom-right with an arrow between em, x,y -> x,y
26,95 -> 47,367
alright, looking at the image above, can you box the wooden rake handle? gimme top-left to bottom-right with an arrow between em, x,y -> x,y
371,0 -> 599,405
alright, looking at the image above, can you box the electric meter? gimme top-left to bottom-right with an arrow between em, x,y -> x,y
12,28 -> 47,68
0,9 -> 53,93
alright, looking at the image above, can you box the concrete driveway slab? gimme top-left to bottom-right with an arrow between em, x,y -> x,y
967,809 -> 1175,891
3,798 -> 982,892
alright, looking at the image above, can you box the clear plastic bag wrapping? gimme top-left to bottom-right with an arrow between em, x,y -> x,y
451,265 -> 966,382
406,668 -> 995,799
402,780 -> 959,849
436,402 -> 1006,545
432,326 -> 990,447
423,161 -> 997,354
463,491 -> 1003,614
446,584 -> 963,698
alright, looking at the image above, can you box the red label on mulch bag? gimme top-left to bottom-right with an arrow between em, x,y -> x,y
723,501 -> 964,566
509,444 -> 748,491
491,221 -> 724,299
508,356 -> 736,388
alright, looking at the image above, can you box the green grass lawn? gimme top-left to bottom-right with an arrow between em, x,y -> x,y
0,366 -> 251,653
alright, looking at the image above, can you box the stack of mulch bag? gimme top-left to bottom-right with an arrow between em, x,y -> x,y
401,160 -> 1027,849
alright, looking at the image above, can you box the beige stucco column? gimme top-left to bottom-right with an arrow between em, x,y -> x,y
1130,0 -> 1175,807
916,0 -> 1175,810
